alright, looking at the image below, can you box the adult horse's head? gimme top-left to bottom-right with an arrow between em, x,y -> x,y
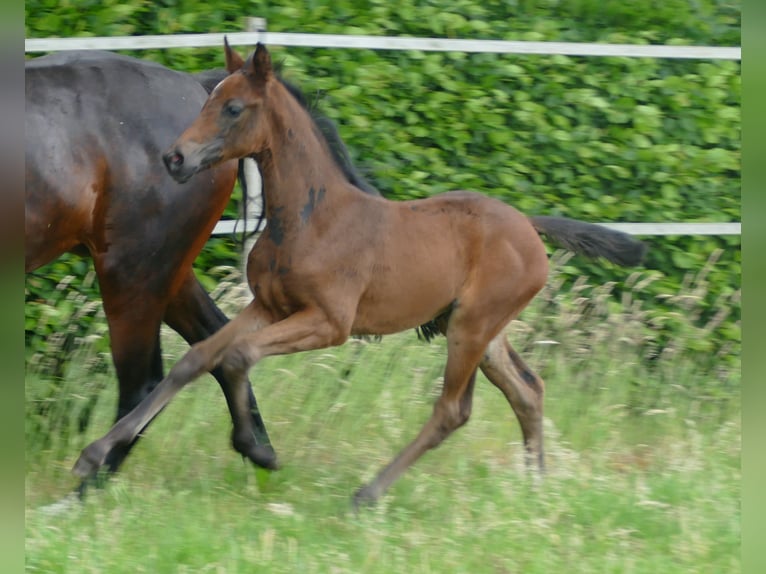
163,40 -> 274,183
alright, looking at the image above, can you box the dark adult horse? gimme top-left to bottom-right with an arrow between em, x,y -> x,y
75,42 -> 646,508
25,50 -> 282,488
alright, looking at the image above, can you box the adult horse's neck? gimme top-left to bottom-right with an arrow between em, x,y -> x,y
254,87 -> 355,230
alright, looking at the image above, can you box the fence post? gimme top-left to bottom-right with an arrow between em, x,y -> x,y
246,17 -> 267,37
238,17 -> 268,283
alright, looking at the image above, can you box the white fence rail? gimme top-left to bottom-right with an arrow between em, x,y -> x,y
211,219 -> 740,237
25,31 -> 741,60
26,28 -> 741,237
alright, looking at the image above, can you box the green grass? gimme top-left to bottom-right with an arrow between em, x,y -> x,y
25,274 -> 740,573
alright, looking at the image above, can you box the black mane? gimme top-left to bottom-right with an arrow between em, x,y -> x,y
193,67 -> 379,196
193,68 -> 229,94
275,74 -> 380,196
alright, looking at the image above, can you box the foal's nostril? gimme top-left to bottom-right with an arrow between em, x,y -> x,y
163,150 -> 184,171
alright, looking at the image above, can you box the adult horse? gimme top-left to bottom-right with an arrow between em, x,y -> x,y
74,42 -> 646,507
25,50 -> 281,487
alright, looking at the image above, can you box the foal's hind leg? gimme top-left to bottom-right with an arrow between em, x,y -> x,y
480,334 -> 545,471
353,311 -> 488,508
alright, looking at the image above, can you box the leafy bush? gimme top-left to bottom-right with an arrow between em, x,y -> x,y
25,0 -> 740,369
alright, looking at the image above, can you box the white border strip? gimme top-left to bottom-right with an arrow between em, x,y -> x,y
212,220 -> 741,237
25,32 -> 741,60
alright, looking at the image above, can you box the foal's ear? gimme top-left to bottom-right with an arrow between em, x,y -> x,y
224,36 -> 245,73
250,43 -> 273,82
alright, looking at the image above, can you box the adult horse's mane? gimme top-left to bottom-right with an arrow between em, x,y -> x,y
193,68 -> 230,93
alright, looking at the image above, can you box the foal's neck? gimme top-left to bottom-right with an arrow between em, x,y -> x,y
255,94 -> 352,225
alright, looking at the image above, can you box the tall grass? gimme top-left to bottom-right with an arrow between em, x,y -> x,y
25,256 -> 740,573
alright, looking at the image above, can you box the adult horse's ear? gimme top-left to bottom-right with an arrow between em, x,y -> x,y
224,36 -> 245,74
250,43 -> 273,82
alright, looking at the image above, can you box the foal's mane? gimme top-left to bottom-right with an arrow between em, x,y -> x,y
194,65 -> 383,197
272,70 -> 380,196
231,54 -> 380,195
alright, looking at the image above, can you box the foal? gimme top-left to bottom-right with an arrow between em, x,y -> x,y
75,42 -> 645,507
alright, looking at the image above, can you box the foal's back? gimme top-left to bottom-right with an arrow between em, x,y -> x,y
350,190 -> 549,336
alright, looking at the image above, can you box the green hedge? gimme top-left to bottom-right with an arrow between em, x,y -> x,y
25,1 -> 741,367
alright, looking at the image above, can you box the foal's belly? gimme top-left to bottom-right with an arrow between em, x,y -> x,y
350,230 -> 466,335
351,284 -> 456,336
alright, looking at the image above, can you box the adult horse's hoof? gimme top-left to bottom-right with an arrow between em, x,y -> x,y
240,442 -> 280,471
253,444 -> 280,470
72,441 -> 107,478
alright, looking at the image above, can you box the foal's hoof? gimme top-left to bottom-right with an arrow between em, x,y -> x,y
352,485 -> 380,511
72,442 -> 107,478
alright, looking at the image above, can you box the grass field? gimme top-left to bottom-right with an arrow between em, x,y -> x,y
25,271 -> 740,573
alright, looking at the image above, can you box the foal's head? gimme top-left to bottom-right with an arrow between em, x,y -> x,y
163,41 -> 278,183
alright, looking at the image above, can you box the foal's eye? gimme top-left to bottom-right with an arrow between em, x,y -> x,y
224,101 -> 244,118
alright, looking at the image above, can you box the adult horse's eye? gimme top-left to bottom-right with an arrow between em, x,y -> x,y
224,101 -> 244,118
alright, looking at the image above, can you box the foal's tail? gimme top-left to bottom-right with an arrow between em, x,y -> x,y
528,216 -> 646,267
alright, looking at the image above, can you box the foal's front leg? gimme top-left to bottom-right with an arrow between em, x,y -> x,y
72,301 -> 271,479
72,304 -> 346,480
353,325 -> 486,508
214,307 -> 349,466
164,274 -> 277,469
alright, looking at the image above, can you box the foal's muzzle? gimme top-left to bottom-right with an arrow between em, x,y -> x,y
163,141 -> 223,183
163,148 -> 193,183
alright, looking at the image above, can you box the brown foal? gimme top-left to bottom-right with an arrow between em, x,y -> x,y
74,42 -> 645,507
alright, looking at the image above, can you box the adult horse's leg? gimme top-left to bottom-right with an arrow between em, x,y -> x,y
74,301 -> 268,477
95,285 -> 166,477
480,335 -> 545,471
163,271 -> 278,469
